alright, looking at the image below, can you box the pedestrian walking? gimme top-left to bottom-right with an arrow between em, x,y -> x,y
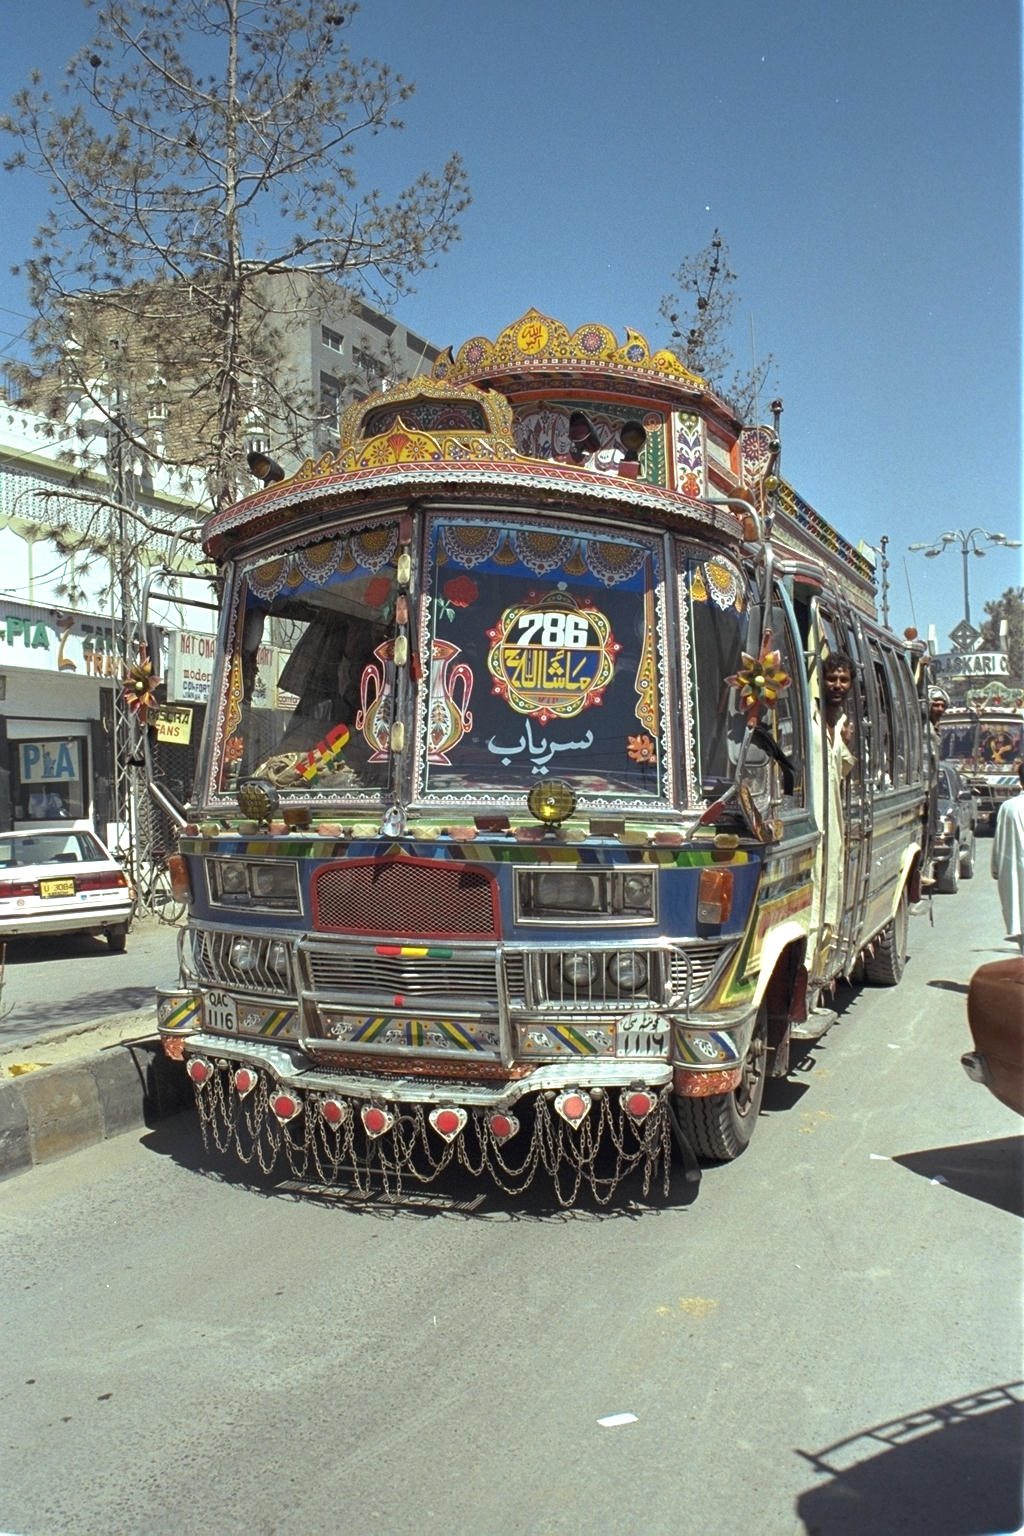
991,760 -> 1024,953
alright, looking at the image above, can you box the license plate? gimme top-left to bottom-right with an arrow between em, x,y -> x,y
204,989 -> 238,1033
40,878 -> 76,898
616,1012 -> 668,1056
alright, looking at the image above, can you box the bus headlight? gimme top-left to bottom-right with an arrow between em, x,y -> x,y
557,952 -> 599,988
518,870 -> 654,919
217,861 -> 248,895
607,953 -> 649,991
230,938 -> 259,971
208,860 -> 301,913
268,940 -> 291,975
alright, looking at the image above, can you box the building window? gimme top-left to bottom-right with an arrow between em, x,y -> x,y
353,346 -> 387,386
321,326 -> 344,354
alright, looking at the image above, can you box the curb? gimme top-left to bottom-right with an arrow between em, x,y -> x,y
0,1012 -> 192,1181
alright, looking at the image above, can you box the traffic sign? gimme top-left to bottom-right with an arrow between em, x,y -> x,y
949,619 -> 981,652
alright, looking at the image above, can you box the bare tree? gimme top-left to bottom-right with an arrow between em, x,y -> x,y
659,230 -> 775,423
2,0 -> 470,514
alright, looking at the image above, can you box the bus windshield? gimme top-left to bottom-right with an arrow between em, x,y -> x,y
205,511 -> 752,812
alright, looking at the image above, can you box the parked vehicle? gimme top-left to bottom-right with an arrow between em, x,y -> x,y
962,957 -> 1024,1116
148,309 -> 932,1202
0,827 -> 134,949
930,763 -> 978,894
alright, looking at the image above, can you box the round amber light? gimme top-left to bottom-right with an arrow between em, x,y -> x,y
237,778 -> 279,823
527,779 -> 577,826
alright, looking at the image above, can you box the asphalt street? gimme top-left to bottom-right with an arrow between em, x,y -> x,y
0,913 -> 181,1053
0,864 -> 1020,1536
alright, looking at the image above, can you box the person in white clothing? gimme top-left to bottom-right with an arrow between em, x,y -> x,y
808,651 -> 857,978
991,760 -> 1024,953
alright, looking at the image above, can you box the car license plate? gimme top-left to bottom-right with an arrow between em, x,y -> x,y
40,878 -> 76,898
204,989 -> 238,1033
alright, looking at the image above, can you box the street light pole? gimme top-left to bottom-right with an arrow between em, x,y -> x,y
907,526 -> 1022,631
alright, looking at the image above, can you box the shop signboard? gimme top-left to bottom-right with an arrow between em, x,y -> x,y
932,650 -> 1010,679
165,629 -> 293,709
19,739 -> 81,783
0,602 -> 123,677
152,704 -> 194,745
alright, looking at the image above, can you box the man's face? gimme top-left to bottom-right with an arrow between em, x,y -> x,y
823,666 -> 853,707
930,698 -> 947,724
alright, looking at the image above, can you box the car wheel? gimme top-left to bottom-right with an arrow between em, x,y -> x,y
934,845 -> 959,894
959,832 -> 975,880
106,925 -> 128,953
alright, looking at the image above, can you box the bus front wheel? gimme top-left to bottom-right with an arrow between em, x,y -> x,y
674,1005 -> 768,1161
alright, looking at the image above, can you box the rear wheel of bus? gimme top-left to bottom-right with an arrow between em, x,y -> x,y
864,886 -> 909,986
674,1004 -> 768,1161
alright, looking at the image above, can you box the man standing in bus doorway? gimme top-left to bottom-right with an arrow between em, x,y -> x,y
991,760 -> 1024,954
807,652 -> 857,1001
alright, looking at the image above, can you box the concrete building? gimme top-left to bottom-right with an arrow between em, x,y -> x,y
0,284 -> 438,845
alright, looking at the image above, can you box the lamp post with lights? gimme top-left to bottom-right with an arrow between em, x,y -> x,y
907,527 -> 1022,631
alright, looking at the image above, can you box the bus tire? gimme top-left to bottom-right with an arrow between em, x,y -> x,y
864,888 -> 908,986
674,1005 -> 768,1161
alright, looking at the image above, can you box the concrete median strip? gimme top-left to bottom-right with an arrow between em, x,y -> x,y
0,1010 -> 192,1180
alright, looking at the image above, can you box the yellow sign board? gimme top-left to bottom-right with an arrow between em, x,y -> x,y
152,705 -> 194,745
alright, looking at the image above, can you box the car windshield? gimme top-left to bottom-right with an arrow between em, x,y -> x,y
0,832 -> 106,868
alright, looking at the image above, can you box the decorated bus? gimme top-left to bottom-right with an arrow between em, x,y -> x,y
148,311 -> 931,1202
936,681 -> 1024,832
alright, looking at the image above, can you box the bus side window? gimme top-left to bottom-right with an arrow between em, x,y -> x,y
770,597 -> 806,809
867,641 -> 896,789
889,648 -> 920,785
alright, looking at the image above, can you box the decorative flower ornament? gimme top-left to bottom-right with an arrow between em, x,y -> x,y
725,629 -> 791,726
124,643 -> 162,724
626,733 -> 657,763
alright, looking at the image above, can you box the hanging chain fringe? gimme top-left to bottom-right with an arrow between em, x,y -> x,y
192,1068 -> 673,1207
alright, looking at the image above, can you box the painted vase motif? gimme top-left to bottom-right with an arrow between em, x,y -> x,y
427,638 -> 473,764
356,641 -> 397,762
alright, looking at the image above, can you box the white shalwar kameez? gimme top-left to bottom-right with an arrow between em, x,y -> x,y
809,708 -> 855,974
991,791 -> 1024,953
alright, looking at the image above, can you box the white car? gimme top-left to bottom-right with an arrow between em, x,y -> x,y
0,827 -> 135,950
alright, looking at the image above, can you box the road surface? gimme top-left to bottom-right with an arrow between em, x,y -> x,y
0,872 -> 1020,1536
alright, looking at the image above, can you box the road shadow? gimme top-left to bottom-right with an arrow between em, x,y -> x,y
0,931 -> 128,966
891,1136 -> 1023,1218
795,1382 -> 1024,1535
139,1107 -> 703,1221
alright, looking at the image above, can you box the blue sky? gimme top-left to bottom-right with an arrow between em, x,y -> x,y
1,0 -> 1020,645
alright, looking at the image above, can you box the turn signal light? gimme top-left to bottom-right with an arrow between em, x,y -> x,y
167,854 -> 191,904
697,867 -> 733,925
